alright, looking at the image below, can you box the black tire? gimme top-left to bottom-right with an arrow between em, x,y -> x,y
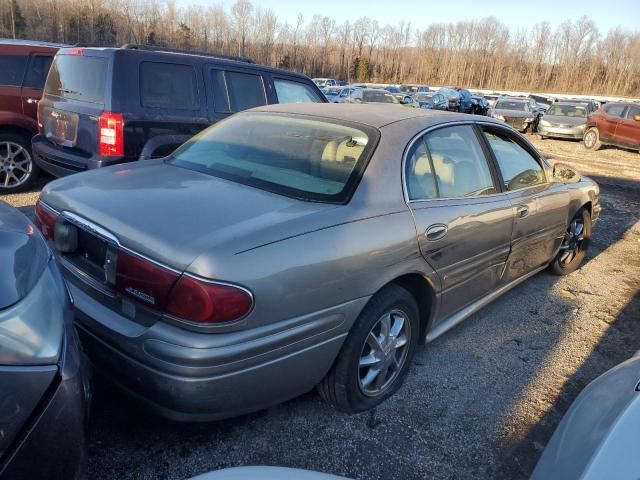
0,132 -> 40,194
549,208 -> 591,275
318,284 -> 420,413
583,127 -> 601,151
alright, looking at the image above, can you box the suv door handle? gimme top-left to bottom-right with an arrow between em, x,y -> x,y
425,224 -> 448,241
517,206 -> 529,218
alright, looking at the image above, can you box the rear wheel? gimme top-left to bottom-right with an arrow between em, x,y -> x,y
0,133 -> 40,194
549,208 -> 591,275
583,128 -> 601,151
318,284 -> 420,413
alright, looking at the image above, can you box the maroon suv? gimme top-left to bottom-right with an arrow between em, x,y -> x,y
0,40 -> 62,193
584,102 -> 640,153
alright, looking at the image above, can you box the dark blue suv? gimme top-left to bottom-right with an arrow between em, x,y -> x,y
32,45 -> 326,177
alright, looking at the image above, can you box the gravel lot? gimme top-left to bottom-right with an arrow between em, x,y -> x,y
3,138 -> 639,480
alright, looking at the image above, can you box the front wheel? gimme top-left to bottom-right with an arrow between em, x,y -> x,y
0,133 -> 40,194
549,208 -> 591,275
318,284 -> 419,413
583,128 -> 601,151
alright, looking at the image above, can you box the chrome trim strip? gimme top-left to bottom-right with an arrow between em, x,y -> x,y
61,211 -> 121,246
425,264 -> 547,343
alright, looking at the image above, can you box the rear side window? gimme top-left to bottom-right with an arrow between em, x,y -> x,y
0,55 -> 28,86
140,62 -> 197,109
211,69 -> 266,113
604,104 -> 626,118
405,139 -> 437,200
45,55 -> 107,104
423,125 -> 496,197
274,78 -> 323,103
625,106 -> 640,118
23,56 -> 53,89
483,130 -> 545,191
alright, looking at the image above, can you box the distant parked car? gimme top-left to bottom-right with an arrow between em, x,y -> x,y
0,39 -> 61,193
191,467 -> 351,480
538,102 -> 590,140
384,86 -> 402,94
556,98 -> 598,115
454,87 -> 474,113
0,200 -> 90,479
37,104 -> 599,421
336,81 -> 349,87
400,84 -> 430,94
434,87 -> 462,112
414,92 -> 448,111
583,102 -> 640,153
313,78 -> 337,88
394,93 -> 419,108
491,97 -> 543,133
322,86 -> 343,101
32,45 -> 326,178
532,354 -> 640,480
470,95 -> 491,116
346,88 -> 400,105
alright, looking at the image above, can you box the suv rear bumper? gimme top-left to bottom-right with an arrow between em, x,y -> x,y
32,135 -> 124,177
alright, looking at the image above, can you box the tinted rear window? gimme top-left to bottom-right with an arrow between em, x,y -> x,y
140,62 -> 197,109
23,55 -> 53,89
170,113 -> 378,203
0,55 -> 28,86
211,69 -> 266,113
45,55 -> 107,104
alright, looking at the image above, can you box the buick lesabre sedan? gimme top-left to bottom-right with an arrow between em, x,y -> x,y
36,104 -> 600,421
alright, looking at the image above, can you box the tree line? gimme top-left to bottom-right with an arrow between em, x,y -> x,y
1,0 -> 638,97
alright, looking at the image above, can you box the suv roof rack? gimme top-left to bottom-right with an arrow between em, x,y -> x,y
120,44 -> 254,63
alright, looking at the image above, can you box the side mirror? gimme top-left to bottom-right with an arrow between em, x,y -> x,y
634,115 -> 640,122
552,162 -> 581,183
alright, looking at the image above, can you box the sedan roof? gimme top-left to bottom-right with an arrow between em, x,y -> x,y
250,103 -> 482,128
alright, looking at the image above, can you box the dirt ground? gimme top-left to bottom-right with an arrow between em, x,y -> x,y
2,137 -> 639,480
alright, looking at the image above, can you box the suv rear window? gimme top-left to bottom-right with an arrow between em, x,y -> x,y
140,62 -> 197,109
0,55 -> 28,86
170,112 -> 378,203
45,55 -> 107,104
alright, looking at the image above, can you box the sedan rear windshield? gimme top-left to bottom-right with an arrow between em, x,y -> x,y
495,100 -> 529,111
170,113 -> 378,203
44,54 -> 107,104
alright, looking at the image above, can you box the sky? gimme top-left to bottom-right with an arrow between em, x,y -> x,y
179,0 -> 640,33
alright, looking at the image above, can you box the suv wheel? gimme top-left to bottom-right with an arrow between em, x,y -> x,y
0,133 -> 40,194
318,284 -> 419,413
583,128 -> 601,151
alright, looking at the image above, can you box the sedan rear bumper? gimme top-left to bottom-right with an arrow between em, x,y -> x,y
68,280 -> 364,421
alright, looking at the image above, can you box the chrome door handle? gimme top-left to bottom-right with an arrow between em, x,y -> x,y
517,206 -> 529,218
26,98 -> 38,104
425,224 -> 448,241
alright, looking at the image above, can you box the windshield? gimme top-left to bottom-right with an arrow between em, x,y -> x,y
547,104 -> 587,118
363,91 -> 399,104
495,100 -> 529,111
414,93 -> 433,102
170,113 -> 377,203
324,87 -> 342,95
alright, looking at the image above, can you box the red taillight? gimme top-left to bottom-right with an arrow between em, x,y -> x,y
68,48 -> 84,55
34,200 -> 58,241
115,250 -> 179,309
166,275 -> 253,324
98,112 -> 124,157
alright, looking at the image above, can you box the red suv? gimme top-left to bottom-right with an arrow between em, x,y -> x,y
0,40 -> 62,193
583,102 -> 640,153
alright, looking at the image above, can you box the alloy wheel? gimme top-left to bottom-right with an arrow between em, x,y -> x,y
559,217 -> 585,265
0,141 -> 32,189
584,131 -> 596,148
358,309 -> 411,397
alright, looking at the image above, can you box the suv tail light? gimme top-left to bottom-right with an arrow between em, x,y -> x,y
34,200 -> 58,241
98,112 -> 124,156
115,250 -> 253,324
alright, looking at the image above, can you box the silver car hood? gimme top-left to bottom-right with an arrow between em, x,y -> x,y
40,161 -> 339,271
542,114 -> 586,127
531,355 -> 640,480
